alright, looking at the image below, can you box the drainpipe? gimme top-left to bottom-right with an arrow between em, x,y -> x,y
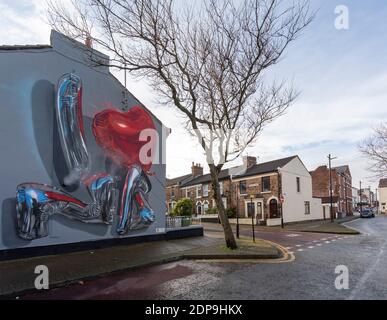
278,168 -> 284,229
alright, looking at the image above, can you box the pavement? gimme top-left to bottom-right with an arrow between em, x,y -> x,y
0,231 -> 281,298
229,215 -> 360,234
17,215 -> 387,300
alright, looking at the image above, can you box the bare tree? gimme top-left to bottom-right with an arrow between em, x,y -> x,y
360,122 -> 387,179
48,0 -> 313,249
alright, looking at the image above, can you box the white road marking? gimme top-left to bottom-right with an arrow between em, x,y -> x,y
297,249 -> 304,252
308,246 -> 315,249
348,241 -> 386,300
317,244 -> 322,246
287,234 -> 300,238
325,241 -> 331,244
296,245 -> 302,247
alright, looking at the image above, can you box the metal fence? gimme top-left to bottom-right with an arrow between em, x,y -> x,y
166,216 -> 202,229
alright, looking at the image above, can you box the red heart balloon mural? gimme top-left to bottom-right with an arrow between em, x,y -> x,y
92,106 -> 156,173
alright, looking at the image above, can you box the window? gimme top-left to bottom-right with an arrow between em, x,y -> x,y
203,201 -> 209,213
239,180 -> 247,194
168,202 -> 177,213
203,184 -> 209,197
297,177 -> 301,193
262,177 -> 271,192
223,198 -> 227,209
257,202 -> 263,220
196,186 -> 202,198
171,187 -> 175,198
219,182 -> 224,195
305,201 -> 311,215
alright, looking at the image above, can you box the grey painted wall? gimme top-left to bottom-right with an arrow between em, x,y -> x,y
0,31 -> 166,251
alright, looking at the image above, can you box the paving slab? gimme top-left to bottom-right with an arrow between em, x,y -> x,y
0,235 -> 281,298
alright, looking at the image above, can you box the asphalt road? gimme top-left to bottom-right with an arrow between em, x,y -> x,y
22,216 -> 387,300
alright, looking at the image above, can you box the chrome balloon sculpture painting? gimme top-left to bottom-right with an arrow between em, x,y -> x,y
16,73 -> 156,240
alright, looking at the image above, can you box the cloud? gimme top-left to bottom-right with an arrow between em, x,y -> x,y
0,0 -> 50,45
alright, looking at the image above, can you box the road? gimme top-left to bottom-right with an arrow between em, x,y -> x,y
22,216 -> 387,300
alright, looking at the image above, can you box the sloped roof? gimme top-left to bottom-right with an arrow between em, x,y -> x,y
379,178 -> 387,188
334,165 -> 351,176
180,156 -> 298,187
237,156 -> 298,178
181,169 -> 231,187
166,174 -> 194,187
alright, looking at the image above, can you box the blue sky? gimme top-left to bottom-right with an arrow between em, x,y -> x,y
0,0 -> 386,190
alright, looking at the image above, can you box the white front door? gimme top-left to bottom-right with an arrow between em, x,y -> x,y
245,199 -> 264,221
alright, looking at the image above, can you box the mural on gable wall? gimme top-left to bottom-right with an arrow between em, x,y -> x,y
16,73 -> 156,240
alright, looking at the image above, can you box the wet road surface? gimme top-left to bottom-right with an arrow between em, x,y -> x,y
22,216 -> 387,300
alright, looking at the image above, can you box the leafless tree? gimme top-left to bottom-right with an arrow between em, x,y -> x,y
48,0 -> 313,249
360,123 -> 387,179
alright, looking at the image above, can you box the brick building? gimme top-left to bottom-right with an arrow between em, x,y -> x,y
166,163 -> 204,213
310,165 -> 353,219
167,156 -> 323,226
379,179 -> 387,214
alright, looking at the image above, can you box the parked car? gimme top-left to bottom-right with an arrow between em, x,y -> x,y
360,208 -> 375,218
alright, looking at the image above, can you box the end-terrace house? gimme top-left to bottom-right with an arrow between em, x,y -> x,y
167,156 -> 323,226
311,165 -> 353,219
378,179 -> 387,214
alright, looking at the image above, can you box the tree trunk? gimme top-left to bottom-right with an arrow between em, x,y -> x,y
209,164 -> 238,250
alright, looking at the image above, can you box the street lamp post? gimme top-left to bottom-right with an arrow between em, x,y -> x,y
328,154 -> 337,223
236,182 -> 240,239
359,181 -> 363,214
250,196 -> 255,243
278,168 -> 284,229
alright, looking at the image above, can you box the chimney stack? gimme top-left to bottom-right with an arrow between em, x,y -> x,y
85,35 -> 93,49
243,156 -> 257,168
191,162 -> 203,177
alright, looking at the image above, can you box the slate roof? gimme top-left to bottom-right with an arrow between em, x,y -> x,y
180,156 -> 298,187
379,178 -> 387,188
166,174 -> 194,187
334,165 -> 351,176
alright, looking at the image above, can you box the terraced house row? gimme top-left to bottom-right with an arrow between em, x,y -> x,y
166,156 -> 325,226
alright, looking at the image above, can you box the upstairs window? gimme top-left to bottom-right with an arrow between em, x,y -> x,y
239,180 -> 247,194
297,177 -> 301,193
196,186 -> 202,198
219,182 -> 224,195
262,177 -> 271,192
203,184 -> 209,197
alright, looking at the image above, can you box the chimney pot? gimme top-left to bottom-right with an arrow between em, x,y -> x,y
85,35 -> 93,48
243,156 -> 257,168
191,163 -> 204,177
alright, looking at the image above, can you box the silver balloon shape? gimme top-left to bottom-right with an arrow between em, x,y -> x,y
16,175 -> 117,240
57,74 -> 90,183
117,165 -> 155,235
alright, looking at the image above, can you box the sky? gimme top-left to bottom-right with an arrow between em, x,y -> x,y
0,0 -> 386,191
